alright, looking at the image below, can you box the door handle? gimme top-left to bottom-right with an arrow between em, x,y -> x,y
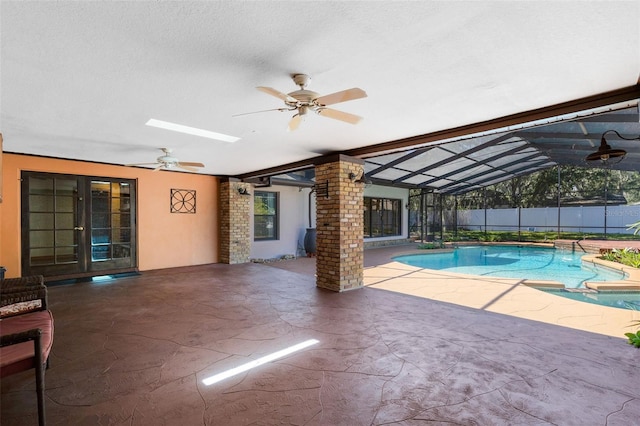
74,226 -> 84,231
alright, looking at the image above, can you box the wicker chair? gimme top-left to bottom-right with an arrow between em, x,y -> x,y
0,275 -> 54,426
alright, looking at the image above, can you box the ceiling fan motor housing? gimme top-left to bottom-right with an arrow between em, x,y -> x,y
158,154 -> 178,164
286,90 -> 321,108
288,74 -> 326,110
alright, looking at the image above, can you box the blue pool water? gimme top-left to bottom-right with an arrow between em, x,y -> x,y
394,245 -> 623,288
394,245 -> 640,310
540,289 -> 640,311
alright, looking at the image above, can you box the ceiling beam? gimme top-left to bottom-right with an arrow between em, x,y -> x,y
236,84 -> 639,181
341,83 -> 640,158
236,153 -> 361,180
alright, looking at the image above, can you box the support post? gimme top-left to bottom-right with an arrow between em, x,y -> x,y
557,165 -> 561,238
314,155 -> 364,292
219,178 -> 252,264
604,168 -> 609,239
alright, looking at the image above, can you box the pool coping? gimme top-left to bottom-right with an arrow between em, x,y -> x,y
581,254 -> 640,291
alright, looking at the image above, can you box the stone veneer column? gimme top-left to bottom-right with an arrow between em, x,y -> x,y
315,155 -> 365,292
219,178 -> 251,264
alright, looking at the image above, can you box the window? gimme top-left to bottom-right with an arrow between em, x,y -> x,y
254,191 -> 279,240
364,197 -> 402,238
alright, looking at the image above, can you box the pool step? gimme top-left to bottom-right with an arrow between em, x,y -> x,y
564,288 -> 598,294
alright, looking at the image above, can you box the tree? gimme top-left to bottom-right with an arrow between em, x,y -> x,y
453,166 -> 640,209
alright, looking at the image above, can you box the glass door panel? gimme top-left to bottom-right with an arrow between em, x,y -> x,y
23,175 -> 81,276
22,172 -> 136,279
89,180 -> 134,271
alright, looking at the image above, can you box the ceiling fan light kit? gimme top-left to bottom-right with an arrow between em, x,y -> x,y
253,73 -> 367,130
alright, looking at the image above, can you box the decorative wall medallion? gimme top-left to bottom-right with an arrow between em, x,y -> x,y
171,189 -> 196,213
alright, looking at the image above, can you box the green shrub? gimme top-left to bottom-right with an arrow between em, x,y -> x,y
600,248 -> 640,268
417,241 -> 444,250
625,320 -> 640,348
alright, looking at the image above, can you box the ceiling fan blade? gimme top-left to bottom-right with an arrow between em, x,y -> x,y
314,88 -> 367,106
125,162 -> 160,167
288,114 -> 302,131
178,161 -> 205,168
177,164 -> 200,172
317,108 -> 363,125
152,164 -> 164,171
257,86 -> 297,103
232,107 -> 294,117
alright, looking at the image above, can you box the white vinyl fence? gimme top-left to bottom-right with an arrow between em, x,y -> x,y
457,205 -> 640,234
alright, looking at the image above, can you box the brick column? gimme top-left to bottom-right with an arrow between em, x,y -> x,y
315,155 -> 364,292
219,178 -> 251,264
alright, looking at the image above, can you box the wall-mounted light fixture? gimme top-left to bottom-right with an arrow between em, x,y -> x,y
585,130 -> 638,165
348,168 -> 371,186
238,187 -> 251,196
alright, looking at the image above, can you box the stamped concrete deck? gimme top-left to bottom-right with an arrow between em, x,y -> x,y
2,246 -> 640,425
267,244 -> 640,338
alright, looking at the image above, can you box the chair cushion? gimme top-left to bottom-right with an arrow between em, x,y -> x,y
0,310 -> 54,377
0,300 -> 43,318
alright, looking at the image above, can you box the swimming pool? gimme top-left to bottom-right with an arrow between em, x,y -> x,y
394,245 -> 640,311
394,245 -> 624,287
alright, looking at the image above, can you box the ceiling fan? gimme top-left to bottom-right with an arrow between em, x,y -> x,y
238,74 -> 367,131
126,148 -> 204,172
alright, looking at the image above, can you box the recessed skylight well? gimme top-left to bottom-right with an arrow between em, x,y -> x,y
146,119 -> 240,143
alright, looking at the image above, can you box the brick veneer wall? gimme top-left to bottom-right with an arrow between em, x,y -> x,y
219,180 -> 251,264
315,158 -> 364,292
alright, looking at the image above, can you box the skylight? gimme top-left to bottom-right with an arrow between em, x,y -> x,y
146,119 -> 240,143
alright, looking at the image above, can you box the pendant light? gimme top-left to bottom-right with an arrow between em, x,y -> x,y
585,130 -> 629,165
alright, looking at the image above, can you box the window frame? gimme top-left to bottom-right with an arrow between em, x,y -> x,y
364,196 -> 402,238
253,191 -> 279,241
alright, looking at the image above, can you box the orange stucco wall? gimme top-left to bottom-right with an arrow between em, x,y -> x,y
0,153 -> 219,278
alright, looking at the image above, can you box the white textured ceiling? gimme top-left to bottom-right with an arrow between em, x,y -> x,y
2,1 -> 639,176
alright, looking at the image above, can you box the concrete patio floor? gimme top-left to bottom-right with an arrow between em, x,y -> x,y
2,245 -> 640,425
270,243 -> 640,338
